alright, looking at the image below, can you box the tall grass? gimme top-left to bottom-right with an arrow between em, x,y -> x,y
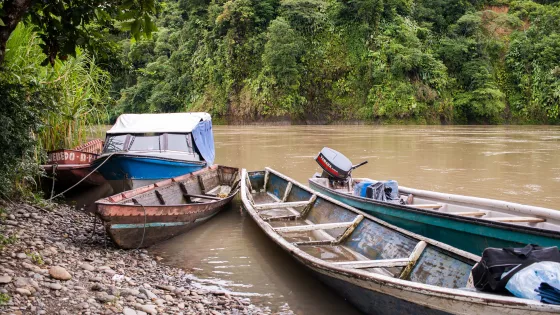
4,24 -> 110,153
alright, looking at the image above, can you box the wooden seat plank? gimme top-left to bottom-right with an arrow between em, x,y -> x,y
454,212 -> 486,217
255,200 -> 310,210
487,217 -> 545,223
274,221 -> 353,233
410,204 -> 443,209
332,258 -> 410,269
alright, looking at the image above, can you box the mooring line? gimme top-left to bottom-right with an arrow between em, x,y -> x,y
48,153 -> 115,201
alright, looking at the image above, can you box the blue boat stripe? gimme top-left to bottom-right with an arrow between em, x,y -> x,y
111,222 -> 189,229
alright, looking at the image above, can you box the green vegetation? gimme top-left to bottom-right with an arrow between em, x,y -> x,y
113,0 -> 560,124
0,292 -> 10,305
0,0 -> 156,199
0,0 -> 559,200
28,251 -> 44,265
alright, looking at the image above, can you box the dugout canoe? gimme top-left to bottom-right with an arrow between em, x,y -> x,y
309,176 -> 560,255
95,165 -> 239,249
241,167 -> 560,315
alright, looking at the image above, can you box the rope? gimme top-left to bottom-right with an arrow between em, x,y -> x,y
136,203 -> 148,250
48,153 -> 115,201
50,164 -> 58,200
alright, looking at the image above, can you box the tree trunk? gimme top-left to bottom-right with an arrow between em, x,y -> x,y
0,0 -> 32,65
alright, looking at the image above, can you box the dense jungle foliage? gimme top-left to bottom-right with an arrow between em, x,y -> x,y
0,0 -> 560,198
113,0 -> 560,124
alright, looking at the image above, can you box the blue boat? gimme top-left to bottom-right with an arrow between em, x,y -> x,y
92,113 -> 215,193
309,148 -> 560,256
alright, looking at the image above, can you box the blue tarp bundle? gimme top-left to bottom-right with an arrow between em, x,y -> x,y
192,120 -> 215,165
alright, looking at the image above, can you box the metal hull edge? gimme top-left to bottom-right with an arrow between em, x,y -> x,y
94,154 -> 206,193
309,180 -> 560,255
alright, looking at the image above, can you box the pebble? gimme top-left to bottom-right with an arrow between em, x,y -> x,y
95,291 -> 116,303
79,263 -> 95,271
134,303 -> 158,315
0,201 -> 268,314
121,288 -> 140,297
123,307 -> 137,315
0,275 -> 12,283
49,266 -> 71,280
139,288 -> 157,300
155,284 -> 175,292
15,288 -> 31,295
44,282 -> 62,290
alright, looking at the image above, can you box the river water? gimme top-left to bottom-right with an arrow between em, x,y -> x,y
83,125 -> 560,314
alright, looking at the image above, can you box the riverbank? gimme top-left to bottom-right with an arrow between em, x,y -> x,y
0,200 -> 269,315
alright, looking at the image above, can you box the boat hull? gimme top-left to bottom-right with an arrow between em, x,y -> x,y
95,165 -> 239,249
97,197 -> 232,249
41,164 -> 106,193
93,154 -> 207,193
241,169 -> 560,315
309,180 -> 560,255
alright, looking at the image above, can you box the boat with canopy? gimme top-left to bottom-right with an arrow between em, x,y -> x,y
92,113 -> 215,193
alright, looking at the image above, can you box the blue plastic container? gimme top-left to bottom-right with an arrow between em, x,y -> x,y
354,181 -> 376,197
384,180 -> 399,200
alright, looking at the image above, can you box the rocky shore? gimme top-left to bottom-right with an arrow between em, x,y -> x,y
0,200 -> 269,314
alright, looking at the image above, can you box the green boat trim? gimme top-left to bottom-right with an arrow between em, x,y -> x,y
309,178 -> 560,255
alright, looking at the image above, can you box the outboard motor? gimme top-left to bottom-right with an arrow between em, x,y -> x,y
315,147 -> 367,183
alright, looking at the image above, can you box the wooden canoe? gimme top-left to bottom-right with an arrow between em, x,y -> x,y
241,168 -> 560,315
95,165 -> 239,249
309,176 -> 560,255
40,139 -> 106,193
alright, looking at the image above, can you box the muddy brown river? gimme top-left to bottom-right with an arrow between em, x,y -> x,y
78,125 -> 560,314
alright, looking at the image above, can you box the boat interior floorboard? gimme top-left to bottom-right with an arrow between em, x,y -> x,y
252,192 -> 277,204
299,245 -> 362,262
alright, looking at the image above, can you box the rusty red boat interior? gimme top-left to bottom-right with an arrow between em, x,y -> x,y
95,165 -> 239,249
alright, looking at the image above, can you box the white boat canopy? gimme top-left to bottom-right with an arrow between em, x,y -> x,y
107,112 -> 211,134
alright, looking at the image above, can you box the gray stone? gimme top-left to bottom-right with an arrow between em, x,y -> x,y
155,284 -> 175,292
15,288 -> 31,295
134,304 -> 157,315
14,277 -> 37,289
120,288 -> 140,297
49,266 -> 71,280
95,291 -> 116,303
90,283 -> 106,292
16,253 -> 27,259
80,263 -> 95,272
123,307 -> 137,315
0,275 -> 12,284
139,288 -> 157,300
44,282 -> 62,290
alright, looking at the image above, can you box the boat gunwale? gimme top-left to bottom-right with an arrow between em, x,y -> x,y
308,178 -> 560,239
95,164 -> 239,206
92,152 -> 208,166
40,164 -> 93,171
242,168 -> 560,312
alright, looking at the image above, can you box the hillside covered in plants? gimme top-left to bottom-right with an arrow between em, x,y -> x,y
113,0 -> 560,124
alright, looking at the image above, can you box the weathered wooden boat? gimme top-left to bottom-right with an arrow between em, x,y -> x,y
92,113 -> 214,193
308,147 -> 560,255
41,139 -> 106,194
94,165 -> 239,249
309,176 -> 560,256
241,168 -> 560,315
